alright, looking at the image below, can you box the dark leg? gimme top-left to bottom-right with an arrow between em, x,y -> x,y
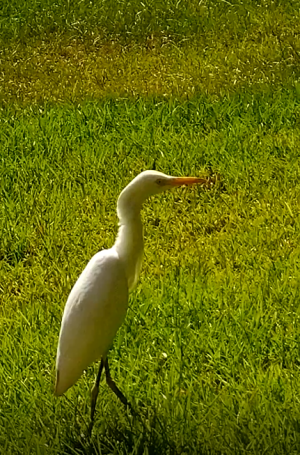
104,357 -> 130,408
89,358 -> 104,434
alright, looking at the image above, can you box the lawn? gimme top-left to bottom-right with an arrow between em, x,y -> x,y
1,1 -> 300,454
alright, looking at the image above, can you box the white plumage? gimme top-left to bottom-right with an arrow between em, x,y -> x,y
55,249 -> 128,395
55,170 -> 206,422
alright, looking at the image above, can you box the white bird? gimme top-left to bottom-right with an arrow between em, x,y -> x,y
55,170 -> 207,425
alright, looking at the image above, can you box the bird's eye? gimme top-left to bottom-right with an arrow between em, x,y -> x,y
156,179 -> 163,185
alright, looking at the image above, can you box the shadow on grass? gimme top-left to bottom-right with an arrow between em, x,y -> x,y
62,405 -> 207,455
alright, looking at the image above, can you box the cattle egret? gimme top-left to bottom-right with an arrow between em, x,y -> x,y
55,170 -> 208,426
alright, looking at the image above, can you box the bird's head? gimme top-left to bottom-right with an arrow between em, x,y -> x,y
117,170 -> 207,220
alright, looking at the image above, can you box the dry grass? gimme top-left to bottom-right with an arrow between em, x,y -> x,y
1,6 -> 300,104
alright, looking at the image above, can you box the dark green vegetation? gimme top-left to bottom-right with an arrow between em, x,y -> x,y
1,0 -> 300,453
0,0 -> 299,45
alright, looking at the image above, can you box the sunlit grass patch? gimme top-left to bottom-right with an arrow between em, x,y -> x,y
2,0 -> 300,452
1,93 -> 300,453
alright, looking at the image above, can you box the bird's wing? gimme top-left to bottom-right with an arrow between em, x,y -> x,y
55,248 -> 128,395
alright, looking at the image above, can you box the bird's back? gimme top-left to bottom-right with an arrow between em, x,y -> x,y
55,248 -> 128,396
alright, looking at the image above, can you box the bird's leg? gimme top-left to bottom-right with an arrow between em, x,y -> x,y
89,358 -> 104,433
104,357 -> 130,408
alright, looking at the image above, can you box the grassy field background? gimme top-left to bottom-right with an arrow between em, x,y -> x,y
1,0 -> 300,103
1,1 -> 300,454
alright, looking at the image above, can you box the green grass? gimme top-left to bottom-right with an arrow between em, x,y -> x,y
1,0 -> 300,103
1,92 -> 300,453
1,0 -> 300,46
2,0 -> 300,452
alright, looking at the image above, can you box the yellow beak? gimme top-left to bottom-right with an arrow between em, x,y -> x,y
169,176 -> 208,186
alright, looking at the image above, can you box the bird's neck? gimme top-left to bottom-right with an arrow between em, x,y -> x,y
114,200 -> 144,292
